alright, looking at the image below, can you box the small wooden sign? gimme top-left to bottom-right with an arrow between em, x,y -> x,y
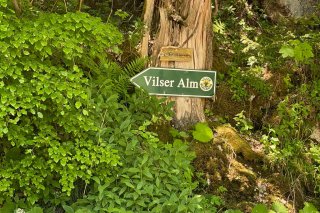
159,47 -> 193,62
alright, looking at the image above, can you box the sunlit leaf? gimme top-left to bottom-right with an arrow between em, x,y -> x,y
192,123 -> 213,143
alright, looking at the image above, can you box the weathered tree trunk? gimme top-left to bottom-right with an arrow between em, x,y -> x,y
12,0 -> 22,16
141,0 -> 155,57
146,0 -> 213,129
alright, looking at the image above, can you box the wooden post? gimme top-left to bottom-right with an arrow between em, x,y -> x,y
143,0 -> 213,129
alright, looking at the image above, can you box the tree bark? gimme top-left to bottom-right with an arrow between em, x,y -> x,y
78,0 -> 84,11
150,0 -> 213,129
140,0 -> 155,57
12,0 -> 22,16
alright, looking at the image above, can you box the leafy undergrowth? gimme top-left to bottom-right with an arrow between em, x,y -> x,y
192,125 -> 314,212
1,0 -> 320,212
205,0 -> 320,211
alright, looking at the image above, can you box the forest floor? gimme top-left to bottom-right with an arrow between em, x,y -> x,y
192,126 -> 297,212
186,63 -> 319,212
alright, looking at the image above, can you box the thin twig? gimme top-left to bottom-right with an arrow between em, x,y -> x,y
213,0 -> 219,16
106,0 -> 113,23
63,0 -> 68,12
83,182 -> 87,196
78,0 -> 83,11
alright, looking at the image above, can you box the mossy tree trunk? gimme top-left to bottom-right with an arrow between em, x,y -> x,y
143,0 -> 213,129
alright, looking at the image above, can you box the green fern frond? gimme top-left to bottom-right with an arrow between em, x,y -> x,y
95,57 -> 147,96
78,55 -> 101,75
101,60 -> 122,80
123,57 -> 147,77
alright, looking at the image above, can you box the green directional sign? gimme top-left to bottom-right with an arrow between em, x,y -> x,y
130,67 -> 216,98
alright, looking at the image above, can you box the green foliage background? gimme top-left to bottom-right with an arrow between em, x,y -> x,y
0,0 -> 320,212
0,0 -> 125,205
0,0 -> 205,211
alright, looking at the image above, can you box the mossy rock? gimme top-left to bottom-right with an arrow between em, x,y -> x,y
230,159 -> 257,180
214,125 -> 264,162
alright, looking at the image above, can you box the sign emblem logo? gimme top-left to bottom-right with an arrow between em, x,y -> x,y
199,77 -> 213,91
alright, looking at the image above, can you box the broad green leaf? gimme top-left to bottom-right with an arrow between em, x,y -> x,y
82,109 -> 88,116
136,200 -> 146,207
169,128 -> 179,137
120,119 -> 131,130
3,127 -> 8,134
178,204 -> 187,212
252,204 -> 268,213
123,180 -> 135,189
173,139 -> 183,144
192,122 -> 213,143
62,205 -> 74,213
75,101 -> 82,109
272,201 -> 287,213
295,42 -> 314,62
137,181 -> 144,190
37,112 -> 43,118
127,168 -> 140,173
141,155 -> 148,166
27,207 -> 43,213
179,131 -> 189,138
143,168 -> 153,179
299,202 -> 319,213
279,46 -> 294,58
0,201 -> 16,213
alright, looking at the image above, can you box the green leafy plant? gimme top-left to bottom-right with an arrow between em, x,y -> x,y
100,57 -> 147,96
204,109 -> 214,117
213,19 -> 226,34
169,127 -> 189,144
250,201 -> 319,213
233,110 -> 253,134
0,3 -> 124,206
309,145 -> 320,193
227,68 -> 249,101
198,195 -> 225,213
114,9 -> 129,20
276,98 -> 310,142
192,123 -> 214,143
227,68 -> 271,102
279,40 -> 314,64
66,132 -> 206,212
299,202 -> 319,213
251,204 -> 268,213
271,201 -> 288,213
310,80 -> 320,119
260,97 -> 320,194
